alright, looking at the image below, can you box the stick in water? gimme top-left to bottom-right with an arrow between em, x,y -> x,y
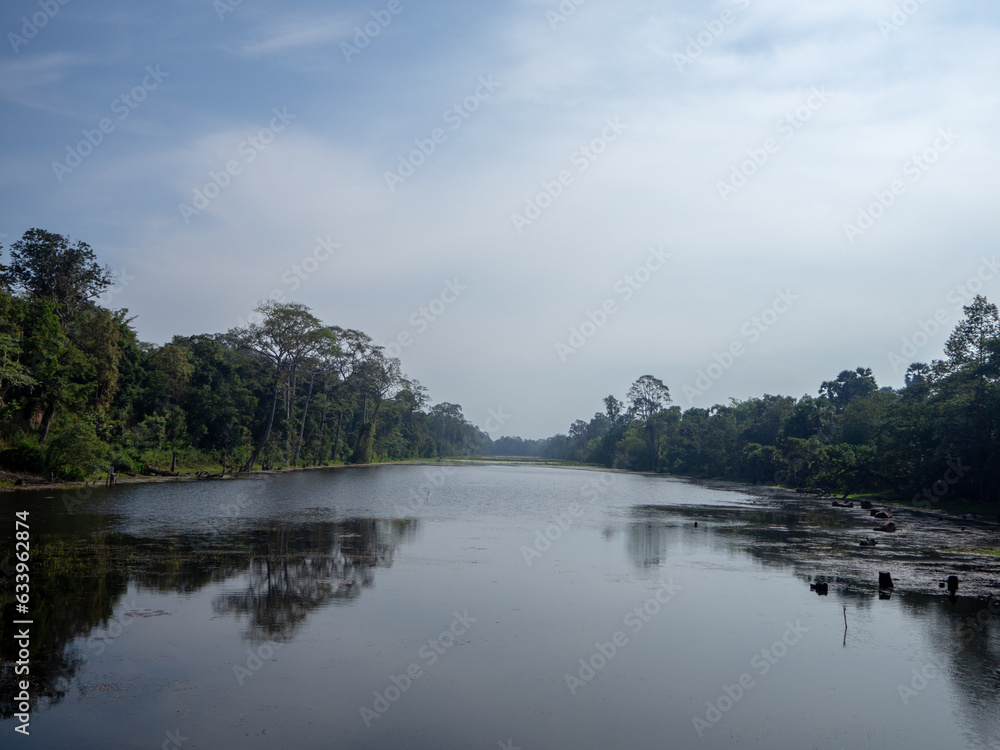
842,605 -> 848,647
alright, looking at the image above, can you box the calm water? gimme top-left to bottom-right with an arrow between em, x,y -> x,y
1,464 -> 998,749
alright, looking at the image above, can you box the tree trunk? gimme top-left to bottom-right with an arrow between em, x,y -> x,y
331,410 -> 343,463
292,372 -> 315,466
316,389 -> 328,465
40,401 -> 57,445
351,421 -> 376,464
245,372 -> 282,471
284,374 -> 295,464
170,447 -> 177,474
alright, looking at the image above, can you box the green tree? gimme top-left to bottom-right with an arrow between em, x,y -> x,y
819,367 -> 878,413
44,421 -> 107,479
939,295 -> 1000,376
1,229 -> 112,325
230,302 -> 332,471
626,375 -> 672,471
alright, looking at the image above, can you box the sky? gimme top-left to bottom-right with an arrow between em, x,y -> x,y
1,0 -> 999,439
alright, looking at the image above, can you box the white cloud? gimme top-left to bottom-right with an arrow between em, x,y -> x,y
235,16 -> 351,57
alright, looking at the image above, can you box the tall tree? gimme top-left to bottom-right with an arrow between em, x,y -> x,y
940,295 -> 1000,375
818,367 -> 878,412
349,348 -> 402,464
1,229 -> 112,325
230,301 -> 332,471
627,375 -> 672,471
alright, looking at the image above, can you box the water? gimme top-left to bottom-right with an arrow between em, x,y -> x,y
1,464 -> 998,749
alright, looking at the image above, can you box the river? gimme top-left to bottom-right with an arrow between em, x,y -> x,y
1,463 -> 997,749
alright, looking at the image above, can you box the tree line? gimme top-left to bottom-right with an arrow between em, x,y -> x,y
491,303 -> 1000,507
0,229 -> 490,481
2,228 -> 998,507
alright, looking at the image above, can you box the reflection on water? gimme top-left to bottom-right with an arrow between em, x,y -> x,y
210,519 -> 419,642
0,516 -> 418,719
625,503 -> 1000,748
0,466 -> 997,749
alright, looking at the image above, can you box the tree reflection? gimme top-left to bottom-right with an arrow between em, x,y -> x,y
211,519 -> 418,642
0,517 -> 417,719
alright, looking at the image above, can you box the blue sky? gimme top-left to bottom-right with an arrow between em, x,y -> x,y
2,0 -> 999,438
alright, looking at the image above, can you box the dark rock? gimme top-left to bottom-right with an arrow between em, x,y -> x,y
947,575 -> 959,593
879,571 -> 894,590
873,510 -> 893,520
860,500 -> 873,510
875,522 -> 896,533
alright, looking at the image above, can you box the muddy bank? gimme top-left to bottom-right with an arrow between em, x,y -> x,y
673,478 -> 1000,600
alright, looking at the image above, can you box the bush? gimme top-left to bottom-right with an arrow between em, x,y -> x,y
0,439 -> 47,475
108,446 -> 140,474
45,421 -> 108,480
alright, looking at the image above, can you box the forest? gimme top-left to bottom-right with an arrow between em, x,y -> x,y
0,229 -> 491,481
1,228 -> 998,508
491,317 -> 1000,509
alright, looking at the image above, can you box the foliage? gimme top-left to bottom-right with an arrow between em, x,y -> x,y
488,300 -> 1000,506
0,229 -> 491,480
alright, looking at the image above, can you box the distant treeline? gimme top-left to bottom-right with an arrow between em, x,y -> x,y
490,308 -> 1000,506
0,229 -> 490,480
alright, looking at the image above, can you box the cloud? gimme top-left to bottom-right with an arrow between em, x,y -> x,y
0,53 -> 89,110
3,0 -> 1000,436
235,16 -> 352,57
